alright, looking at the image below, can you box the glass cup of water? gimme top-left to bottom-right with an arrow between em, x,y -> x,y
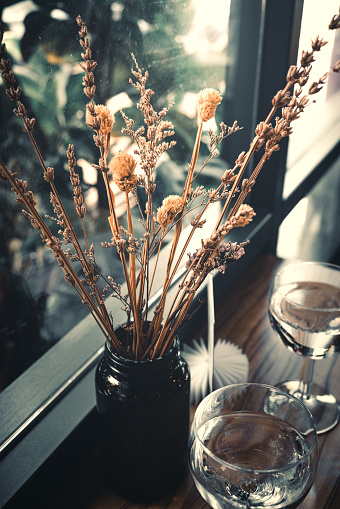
189,383 -> 318,509
268,261 -> 340,433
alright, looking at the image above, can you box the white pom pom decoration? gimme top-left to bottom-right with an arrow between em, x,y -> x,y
182,338 -> 249,404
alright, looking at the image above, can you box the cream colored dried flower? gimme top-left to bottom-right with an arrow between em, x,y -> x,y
86,104 -> 115,135
197,88 -> 222,123
157,195 -> 185,228
110,152 -> 137,192
232,204 -> 256,227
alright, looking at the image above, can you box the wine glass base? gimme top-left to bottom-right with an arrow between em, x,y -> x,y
276,380 -> 340,434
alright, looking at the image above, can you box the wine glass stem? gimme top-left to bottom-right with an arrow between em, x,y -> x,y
298,357 -> 314,399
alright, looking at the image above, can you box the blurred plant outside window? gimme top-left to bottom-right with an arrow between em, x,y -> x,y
0,0 -> 231,390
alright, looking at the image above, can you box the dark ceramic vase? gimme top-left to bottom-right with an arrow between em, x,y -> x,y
95,332 -> 190,502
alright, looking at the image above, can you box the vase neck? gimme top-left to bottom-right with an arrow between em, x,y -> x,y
104,337 -> 181,378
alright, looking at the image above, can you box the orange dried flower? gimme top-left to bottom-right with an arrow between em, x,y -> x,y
110,152 -> 137,192
197,88 -> 222,123
157,195 -> 185,228
86,104 -> 115,135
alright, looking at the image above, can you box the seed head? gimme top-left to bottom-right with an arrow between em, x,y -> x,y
86,104 -> 115,135
110,152 -> 137,192
197,88 -> 222,123
157,195 -> 185,228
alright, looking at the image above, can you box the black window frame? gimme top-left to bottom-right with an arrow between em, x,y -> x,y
1,1 -> 340,506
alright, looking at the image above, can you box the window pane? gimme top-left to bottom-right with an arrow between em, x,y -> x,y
278,0 -> 340,262
277,156 -> 340,262
0,0 -> 230,389
285,0 -> 340,193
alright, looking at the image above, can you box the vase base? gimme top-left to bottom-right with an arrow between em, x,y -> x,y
104,467 -> 187,503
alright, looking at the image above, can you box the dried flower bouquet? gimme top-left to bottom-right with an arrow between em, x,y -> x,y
0,14 -> 339,360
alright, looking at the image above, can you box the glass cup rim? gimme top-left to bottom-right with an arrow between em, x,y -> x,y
273,260 -> 340,313
192,382 -> 318,475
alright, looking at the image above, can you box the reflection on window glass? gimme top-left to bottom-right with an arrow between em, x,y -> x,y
277,157 -> 340,262
287,0 -> 340,170
0,0 -> 230,389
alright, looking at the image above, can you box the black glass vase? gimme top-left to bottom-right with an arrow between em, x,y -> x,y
95,332 -> 190,502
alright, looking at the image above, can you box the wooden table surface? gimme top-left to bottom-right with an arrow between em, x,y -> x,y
56,254 -> 340,509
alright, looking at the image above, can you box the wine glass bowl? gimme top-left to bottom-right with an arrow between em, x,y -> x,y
268,261 -> 340,433
189,383 -> 318,509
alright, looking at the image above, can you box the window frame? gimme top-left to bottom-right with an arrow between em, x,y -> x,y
1,0 -> 339,506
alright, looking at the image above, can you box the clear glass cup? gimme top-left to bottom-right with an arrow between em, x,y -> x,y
268,261 -> 340,433
189,383 -> 318,509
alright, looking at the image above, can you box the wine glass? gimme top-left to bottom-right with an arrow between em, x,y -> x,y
268,260 -> 340,434
189,383 -> 318,509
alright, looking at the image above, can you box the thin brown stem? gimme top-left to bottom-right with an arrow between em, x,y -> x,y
147,229 -> 165,307
137,178 -> 153,328
125,191 -> 143,356
151,121 -> 203,340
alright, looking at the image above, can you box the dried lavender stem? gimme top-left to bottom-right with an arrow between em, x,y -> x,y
80,216 -> 113,327
0,33 -> 114,339
0,159 -> 124,352
215,138 -> 259,232
25,124 -> 95,278
227,154 -> 267,220
2,13 -> 338,360
163,128 -> 240,296
51,184 -> 95,274
160,77 -> 330,354
24,122 -> 107,316
160,164 -> 257,352
68,277 -> 122,354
